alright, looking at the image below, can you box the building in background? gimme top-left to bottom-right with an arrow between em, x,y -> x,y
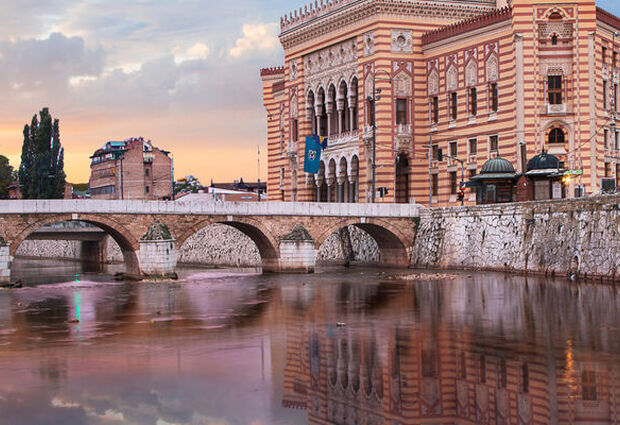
262,0 -> 620,206
89,137 -> 172,200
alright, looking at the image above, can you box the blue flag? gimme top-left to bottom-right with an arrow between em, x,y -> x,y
304,135 -> 322,174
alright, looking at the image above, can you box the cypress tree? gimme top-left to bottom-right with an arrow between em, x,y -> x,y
0,155 -> 13,199
18,108 -> 66,199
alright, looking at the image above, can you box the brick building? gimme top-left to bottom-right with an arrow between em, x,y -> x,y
262,0 -> 620,206
89,137 -> 172,200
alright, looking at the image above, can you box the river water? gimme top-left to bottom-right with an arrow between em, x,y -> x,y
1,259 -> 619,425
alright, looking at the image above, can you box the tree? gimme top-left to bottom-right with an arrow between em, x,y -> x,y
18,108 -> 66,199
0,155 -> 13,199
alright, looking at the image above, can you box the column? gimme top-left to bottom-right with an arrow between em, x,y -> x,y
326,102 -> 334,137
315,104 -> 323,137
336,97 -> 345,134
0,245 -> 10,284
349,105 -> 356,131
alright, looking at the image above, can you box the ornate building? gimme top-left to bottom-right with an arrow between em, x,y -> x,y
261,0 -> 620,206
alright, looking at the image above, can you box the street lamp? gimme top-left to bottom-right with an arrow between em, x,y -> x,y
368,68 -> 392,203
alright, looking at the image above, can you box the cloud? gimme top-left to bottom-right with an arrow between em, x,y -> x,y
174,43 -> 210,64
229,23 -> 279,58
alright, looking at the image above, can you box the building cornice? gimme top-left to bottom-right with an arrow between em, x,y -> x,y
279,0 -> 496,51
421,6 -> 512,46
597,7 -> 620,32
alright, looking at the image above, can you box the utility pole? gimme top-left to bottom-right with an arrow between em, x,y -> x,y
170,153 -> 175,201
369,69 -> 392,203
423,134 -> 433,207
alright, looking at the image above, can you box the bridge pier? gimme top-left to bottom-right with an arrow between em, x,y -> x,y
0,245 -> 10,283
276,225 -> 316,273
138,239 -> 178,279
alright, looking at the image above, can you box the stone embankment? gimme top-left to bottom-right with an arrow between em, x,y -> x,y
412,195 -> 620,281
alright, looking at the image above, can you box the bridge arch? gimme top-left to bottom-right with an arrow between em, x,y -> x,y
11,215 -> 141,278
177,217 -> 281,272
315,218 -> 412,268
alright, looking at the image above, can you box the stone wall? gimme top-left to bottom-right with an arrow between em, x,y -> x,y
16,240 -> 81,260
412,195 -> 620,281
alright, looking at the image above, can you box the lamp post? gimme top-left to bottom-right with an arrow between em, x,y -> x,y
368,69 -> 392,203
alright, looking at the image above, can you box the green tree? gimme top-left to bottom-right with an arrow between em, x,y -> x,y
18,108 -> 66,199
0,155 -> 13,199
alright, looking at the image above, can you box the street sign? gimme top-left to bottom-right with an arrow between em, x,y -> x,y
564,170 -> 583,176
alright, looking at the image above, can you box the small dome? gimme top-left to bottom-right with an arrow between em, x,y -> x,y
480,157 -> 515,174
527,151 -> 560,171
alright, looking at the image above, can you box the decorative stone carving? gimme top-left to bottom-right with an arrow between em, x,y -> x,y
539,21 -> 573,39
420,377 -> 440,413
486,55 -> 498,82
391,29 -> 412,53
304,38 -> 358,94
496,389 -> 510,419
518,393 -> 532,424
279,103 -> 286,130
290,95 -> 298,118
428,70 -> 439,95
363,31 -> 375,56
466,60 -> 478,87
446,65 -> 458,92
457,380 -> 469,415
365,73 -> 374,97
289,59 -> 299,82
393,71 -> 412,97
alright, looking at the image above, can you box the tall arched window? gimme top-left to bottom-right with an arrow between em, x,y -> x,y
549,128 -> 565,145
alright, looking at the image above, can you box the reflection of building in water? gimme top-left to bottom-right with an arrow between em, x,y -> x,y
280,280 -> 620,425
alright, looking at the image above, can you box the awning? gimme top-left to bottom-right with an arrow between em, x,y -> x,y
462,181 -> 482,188
524,168 -> 562,177
471,173 -> 517,181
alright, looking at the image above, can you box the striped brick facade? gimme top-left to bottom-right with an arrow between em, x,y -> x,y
261,0 -> 620,207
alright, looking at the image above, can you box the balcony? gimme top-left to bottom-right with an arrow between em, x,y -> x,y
287,140 -> 298,157
396,123 -> 412,137
327,129 -> 359,149
547,103 -> 567,115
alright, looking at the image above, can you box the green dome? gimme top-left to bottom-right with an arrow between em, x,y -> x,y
527,151 -> 560,171
480,157 -> 516,174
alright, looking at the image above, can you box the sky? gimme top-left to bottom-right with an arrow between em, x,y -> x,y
0,0 -> 620,184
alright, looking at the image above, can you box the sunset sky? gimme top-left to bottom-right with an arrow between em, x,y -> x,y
1,0 -> 619,184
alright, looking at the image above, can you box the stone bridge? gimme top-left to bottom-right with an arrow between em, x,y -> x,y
0,200 -> 421,282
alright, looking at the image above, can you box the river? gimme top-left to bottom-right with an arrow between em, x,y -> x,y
0,259 -> 619,425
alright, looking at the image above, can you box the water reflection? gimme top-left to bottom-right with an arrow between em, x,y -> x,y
0,262 -> 618,425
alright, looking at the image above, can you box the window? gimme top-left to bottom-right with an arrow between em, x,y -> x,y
490,83 -> 499,112
459,352 -> 467,379
145,185 -> 150,194
450,92 -> 458,120
280,167 -> 285,185
469,169 -> 477,179
422,349 -> 437,377
614,51 -> 617,68
603,46 -> 607,63
469,138 -> 478,155
450,172 -> 458,195
549,128 -> 565,145
551,35 -> 558,45
522,363 -> 529,393
479,355 -> 486,384
500,359 -> 507,388
368,99 -> 375,127
469,87 -> 477,116
615,83 -> 618,111
431,96 -> 439,123
291,119 -> 298,141
432,174 -> 438,196
489,135 -> 499,152
548,75 -> 563,105
145,168 -> 149,177
604,80 -> 609,109
396,99 -> 407,125
605,163 -> 610,177
432,144 -> 439,161
605,129 -> 609,150
450,141 -> 458,157
616,130 -> 620,150
582,371 -> 597,401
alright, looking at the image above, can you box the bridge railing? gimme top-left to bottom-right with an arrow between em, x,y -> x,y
0,200 -> 421,218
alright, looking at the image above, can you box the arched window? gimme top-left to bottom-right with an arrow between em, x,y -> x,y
549,128 -> 565,145
551,35 -> 558,46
